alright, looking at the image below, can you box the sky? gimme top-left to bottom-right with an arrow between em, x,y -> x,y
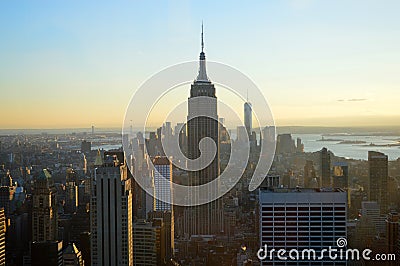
1,0 -> 400,129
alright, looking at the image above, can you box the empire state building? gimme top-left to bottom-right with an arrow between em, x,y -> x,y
184,25 -> 223,236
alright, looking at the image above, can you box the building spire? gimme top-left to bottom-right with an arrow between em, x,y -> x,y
201,21 -> 204,53
196,22 -> 209,82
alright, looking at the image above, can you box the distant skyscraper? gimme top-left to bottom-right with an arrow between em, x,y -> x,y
368,151 -> 388,214
259,188 -> 347,265
0,208 -> 5,265
332,162 -> 348,189
320,147 -> 331,187
32,169 -> 58,242
185,25 -> 223,236
81,140 -> 91,154
90,152 -> 133,265
244,101 -> 252,136
276,134 -> 295,154
65,168 -> 78,213
296,137 -> 304,153
152,156 -> 172,211
236,126 -> 248,143
303,160 -> 316,188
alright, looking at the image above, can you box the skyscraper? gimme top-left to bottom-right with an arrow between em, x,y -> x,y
150,156 -> 175,261
32,169 -> 58,242
244,101 -> 252,136
320,147 -> 331,187
368,151 -> 388,214
90,152 -> 133,265
185,25 -> 223,236
152,156 -> 172,211
259,187 -> 347,265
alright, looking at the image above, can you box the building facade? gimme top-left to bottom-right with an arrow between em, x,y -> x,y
152,156 -> 172,211
259,188 -> 347,265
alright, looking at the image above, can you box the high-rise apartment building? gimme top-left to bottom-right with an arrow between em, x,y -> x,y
90,152 -> 133,265
368,151 -> 388,214
259,187 -> 347,265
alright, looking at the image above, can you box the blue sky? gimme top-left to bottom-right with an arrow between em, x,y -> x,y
1,1 -> 400,128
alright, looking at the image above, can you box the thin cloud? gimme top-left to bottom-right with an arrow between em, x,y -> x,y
348,98 -> 367,102
337,98 -> 367,102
